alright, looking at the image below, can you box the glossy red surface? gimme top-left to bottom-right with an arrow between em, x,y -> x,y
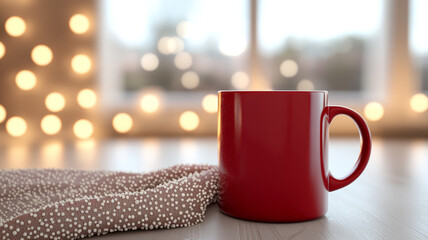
218,91 -> 371,222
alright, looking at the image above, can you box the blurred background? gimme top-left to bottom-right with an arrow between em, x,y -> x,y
0,0 -> 428,146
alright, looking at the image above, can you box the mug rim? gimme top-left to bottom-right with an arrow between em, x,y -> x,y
218,90 -> 327,94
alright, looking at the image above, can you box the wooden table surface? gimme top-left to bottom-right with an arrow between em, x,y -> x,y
1,137 -> 427,239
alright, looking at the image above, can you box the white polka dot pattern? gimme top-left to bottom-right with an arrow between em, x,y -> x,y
0,164 -> 218,239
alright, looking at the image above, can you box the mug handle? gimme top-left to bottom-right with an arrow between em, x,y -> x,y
325,106 -> 372,192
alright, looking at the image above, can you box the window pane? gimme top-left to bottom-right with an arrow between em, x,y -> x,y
100,0 -> 249,93
259,0 -> 383,91
410,0 -> 428,91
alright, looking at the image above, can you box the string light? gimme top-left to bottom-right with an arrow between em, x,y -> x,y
0,105 -> 6,123
174,52 -> 192,70
71,54 -> 91,74
179,111 -> 199,131
231,71 -> 250,89
181,71 -> 199,89
77,89 -> 97,109
73,119 -> 94,139
45,92 -> 66,112
297,79 -> 314,90
140,53 -> 159,71
15,70 -> 37,91
5,16 -> 26,37
410,93 -> 428,113
69,14 -> 90,34
280,60 -> 298,78
31,45 -> 53,66
0,41 -> 5,59
140,94 -> 160,113
41,114 -> 62,135
112,113 -> 133,133
202,94 -> 218,113
6,116 -> 27,137
364,102 -> 384,121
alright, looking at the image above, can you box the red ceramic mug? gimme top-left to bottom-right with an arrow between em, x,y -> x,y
218,90 -> 371,222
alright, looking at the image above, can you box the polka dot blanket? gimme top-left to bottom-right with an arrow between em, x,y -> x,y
0,164 -> 218,240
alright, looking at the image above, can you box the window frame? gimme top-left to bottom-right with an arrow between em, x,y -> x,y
98,0 -> 428,136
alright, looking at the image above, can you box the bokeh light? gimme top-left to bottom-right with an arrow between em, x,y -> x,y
410,93 -> 428,113
73,119 -> 94,139
202,94 -> 218,113
41,114 -> 62,135
174,52 -> 192,70
157,37 -> 184,55
5,16 -> 26,37
176,21 -> 195,39
31,45 -> 53,66
140,94 -> 160,113
297,79 -> 314,90
112,113 -> 133,133
181,71 -> 200,89
45,92 -> 66,112
0,41 -> 5,59
69,14 -> 90,34
179,111 -> 199,131
231,71 -> 250,89
140,53 -> 159,71
171,37 -> 184,53
280,60 -> 298,78
71,54 -> 91,74
77,89 -> 97,109
6,116 -> 27,137
364,102 -> 384,121
15,70 -> 37,91
0,105 -> 6,123
218,36 -> 247,57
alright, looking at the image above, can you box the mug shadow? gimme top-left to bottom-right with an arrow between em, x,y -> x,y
212,204 -> 333,239
218,207 -> 327,224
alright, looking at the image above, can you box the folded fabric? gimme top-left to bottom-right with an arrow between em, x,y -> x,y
0,164 -> 218,240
